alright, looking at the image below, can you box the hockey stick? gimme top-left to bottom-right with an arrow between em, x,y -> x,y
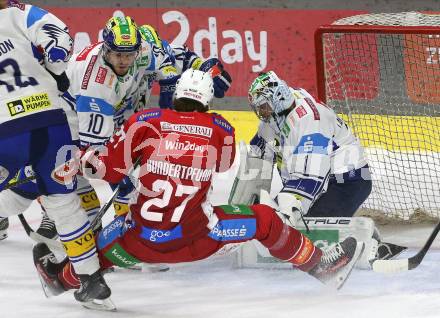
18,157 -> 140,251
17,214 -> 65,252
372,220 -> 440,273
4,175 -> 36,190
18,184 -> 121,253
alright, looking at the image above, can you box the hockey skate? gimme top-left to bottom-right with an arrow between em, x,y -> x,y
75,270 -> 115,311
0,217 -> 8,240
33,242 -> 67,297
309,237 -> 364,290
36,211 -> 58,239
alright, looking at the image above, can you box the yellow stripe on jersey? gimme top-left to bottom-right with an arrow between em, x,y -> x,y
79,189 -> 101,212
113,201 -> 129,216
62,229 -> 96,258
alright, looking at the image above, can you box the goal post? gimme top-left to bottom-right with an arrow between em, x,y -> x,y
314,12 -> 440,222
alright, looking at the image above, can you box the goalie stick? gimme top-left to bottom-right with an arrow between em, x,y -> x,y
372,220 -> 440,273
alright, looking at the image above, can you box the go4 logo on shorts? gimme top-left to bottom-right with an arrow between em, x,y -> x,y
140,224 -> 183,243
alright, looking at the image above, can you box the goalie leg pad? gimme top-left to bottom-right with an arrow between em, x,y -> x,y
235,216 -> 378,269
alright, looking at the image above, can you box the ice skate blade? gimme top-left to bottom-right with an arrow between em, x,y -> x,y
321,241 -> 365,290
81,297 -> 117,311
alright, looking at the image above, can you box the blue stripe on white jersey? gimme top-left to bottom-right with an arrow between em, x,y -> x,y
76,96 -> 115,116
27,6 -> 48,28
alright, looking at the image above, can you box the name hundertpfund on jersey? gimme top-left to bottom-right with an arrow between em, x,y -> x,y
146,159 -> 212,182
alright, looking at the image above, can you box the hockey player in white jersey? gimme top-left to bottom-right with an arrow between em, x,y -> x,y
231,71 -> 405,268
0,0 -> 112,308
63,16 -> 147,220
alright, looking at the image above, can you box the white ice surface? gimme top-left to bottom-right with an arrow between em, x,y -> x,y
2,168 -> 440,318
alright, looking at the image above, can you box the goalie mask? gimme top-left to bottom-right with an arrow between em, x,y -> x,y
248,71 -> 295,125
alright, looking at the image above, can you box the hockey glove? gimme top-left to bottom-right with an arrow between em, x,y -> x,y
117,175 -> 135,197
275,192 -> 304,228
78,148 -> 105,179
47,69 -> 70,93
159,75 -> 180,109
199,58 -> 232,98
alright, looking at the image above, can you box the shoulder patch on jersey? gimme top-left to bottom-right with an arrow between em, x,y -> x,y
213,115 -> 232,134
295,105 -> 308,118
137,109 -> 161,122
27,5 -> 48,28
95,67 -> 107,84
81,55 -> 97,90
293,133 -> 330,155
76,42 -> 101,61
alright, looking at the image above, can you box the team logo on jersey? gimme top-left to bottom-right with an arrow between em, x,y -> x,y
42,24 -> 73,63
95,67 -> 107,84
7,93 -> 51,117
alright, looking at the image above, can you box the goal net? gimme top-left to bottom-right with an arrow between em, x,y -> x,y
315,12 -> 440,222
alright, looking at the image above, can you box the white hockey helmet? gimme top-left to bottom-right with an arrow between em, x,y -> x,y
248,71 -> 294,123
174,69 -> 214,109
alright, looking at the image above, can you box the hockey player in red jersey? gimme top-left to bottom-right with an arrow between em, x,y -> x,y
33,69 -> 364,309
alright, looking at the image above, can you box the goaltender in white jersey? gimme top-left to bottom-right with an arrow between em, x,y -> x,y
230,71 -> 406,269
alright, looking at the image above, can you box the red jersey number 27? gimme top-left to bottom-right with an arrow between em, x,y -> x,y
140,180 -> 199,223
